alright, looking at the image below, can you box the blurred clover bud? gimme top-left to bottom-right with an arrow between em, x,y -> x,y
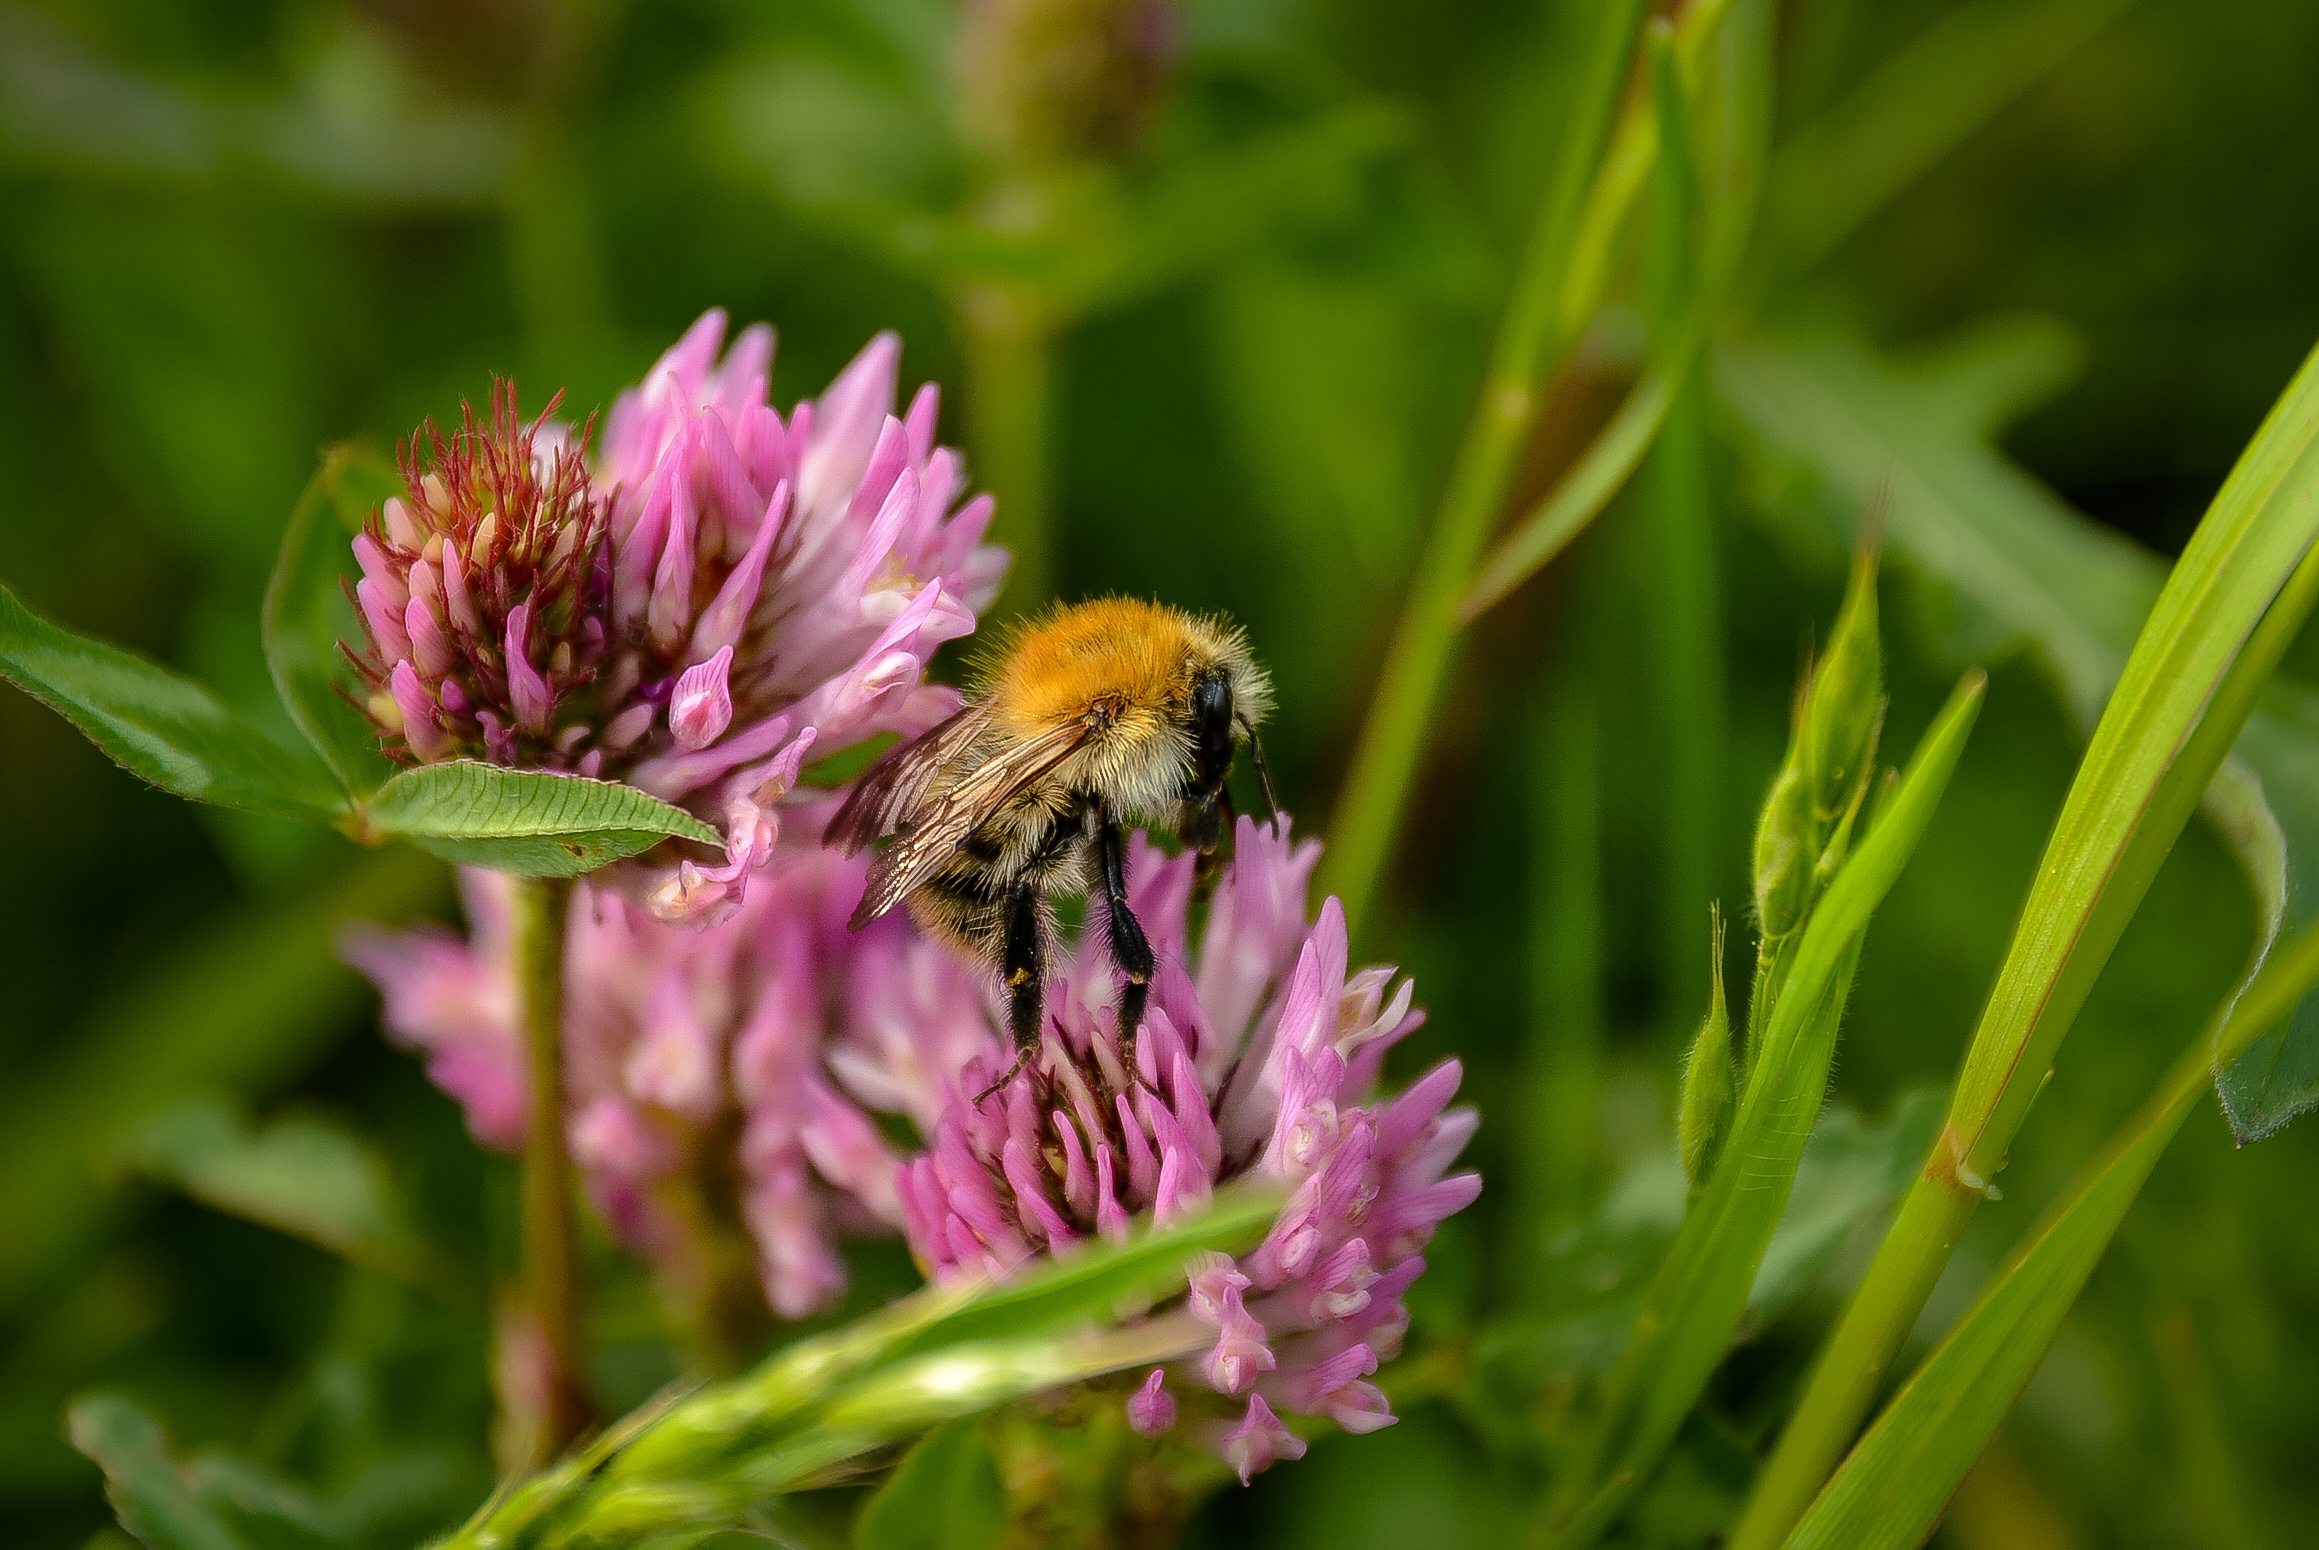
958,0 -> 1177,168
1679,907 -> 1736,1199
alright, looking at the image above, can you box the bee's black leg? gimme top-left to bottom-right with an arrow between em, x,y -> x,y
1095,813 -> 1157,1087
974,881 -> 1044,1105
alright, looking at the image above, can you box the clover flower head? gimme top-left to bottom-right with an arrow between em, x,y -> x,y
351,310 -> 1009,925
349,383 -> 608,769
891,815 -> 1482,1478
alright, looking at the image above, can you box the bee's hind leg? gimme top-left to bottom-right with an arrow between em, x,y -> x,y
1096,814 -> 1159,1096
974,882 -> 1045,1105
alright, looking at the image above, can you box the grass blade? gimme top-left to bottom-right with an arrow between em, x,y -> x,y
1548,672 -> 1985,1546
1765,0 -> 2136,271
1725,330 -> 2319,1550
1320,0 -> 1651,933
1782,916 -> 2319,1550
441,1188 -> 1281,1548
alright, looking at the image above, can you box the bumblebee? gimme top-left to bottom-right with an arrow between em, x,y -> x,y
828,597 -> 1274,1090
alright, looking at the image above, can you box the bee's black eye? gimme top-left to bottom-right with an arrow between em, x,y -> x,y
1190,671 -> 1233,785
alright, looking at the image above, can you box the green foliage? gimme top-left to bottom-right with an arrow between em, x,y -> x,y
70,1395 -> 340,1550
444,1189 -> 1281,1548
1786,917 -> 2319,1549
359,762 -> 720,876
15,1 -> 2319,1547
854,1421 -> 1004,1550
1548,661 -> 1984,1545
1677,913 -> 1735,1197
0,584 -> 344,821
264,447 -> 401,799
115,1097 -> 447,1294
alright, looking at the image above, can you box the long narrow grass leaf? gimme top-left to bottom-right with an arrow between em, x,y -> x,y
1549,673 -> 1984,1546
1783,917 -> 2319,1550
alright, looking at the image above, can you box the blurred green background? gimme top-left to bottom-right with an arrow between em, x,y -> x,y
5,1 -> 2319,1546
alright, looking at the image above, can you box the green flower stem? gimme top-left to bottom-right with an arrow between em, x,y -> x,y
1319,0 -> 1650,935
511,872 -> 592,1472
1731,475 -> 2319,1550
957,279 -> 1057,617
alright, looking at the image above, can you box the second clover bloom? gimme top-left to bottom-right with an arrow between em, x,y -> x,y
350,310 -> 1007,924
892,816 -> 1482,1481
344,839 -> 998,1324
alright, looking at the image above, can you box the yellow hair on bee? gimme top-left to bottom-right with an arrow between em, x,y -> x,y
978,597 -> 1228,729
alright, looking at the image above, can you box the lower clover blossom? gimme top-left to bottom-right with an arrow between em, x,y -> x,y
891,816 -> 1482,1479
345,836 -> 995,1325
349,310 -> 1007,924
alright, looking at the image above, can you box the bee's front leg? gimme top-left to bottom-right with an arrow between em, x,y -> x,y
1094,811 -> 1157,1088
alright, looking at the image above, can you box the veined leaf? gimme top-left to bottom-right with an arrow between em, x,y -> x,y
0,583 -> 343,820
358,761 -> 721,876
263,444 -> 399,797
1783,916 -> 2319,1550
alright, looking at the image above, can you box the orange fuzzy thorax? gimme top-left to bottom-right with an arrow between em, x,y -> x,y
983,597 -> 1230,736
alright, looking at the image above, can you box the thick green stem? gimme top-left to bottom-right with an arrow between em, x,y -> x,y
1319,0 -> 1651,936
958,280 -> 1057,617
511,873 -> 591,1471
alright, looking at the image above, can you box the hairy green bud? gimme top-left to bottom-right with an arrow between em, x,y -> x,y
1751,755 -> 1814,946
1802,537 -> 1885,824
1680,908 -> 1736,1200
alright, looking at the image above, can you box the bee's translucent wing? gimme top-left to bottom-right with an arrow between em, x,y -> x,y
826,703 -> 995,855
847,716 -> 1094,930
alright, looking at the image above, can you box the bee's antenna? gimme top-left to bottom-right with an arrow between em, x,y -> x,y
1239,717 -> 1280,820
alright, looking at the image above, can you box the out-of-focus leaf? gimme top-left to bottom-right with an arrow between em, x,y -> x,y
0,848 -> 443,1314
1476,1088 -> 1948,1422
69,1395 -> 344,1550
0,583 -> 343,820
264,446 -> 400,799
358,762 -> 720,875
1783,917 -> 2319,1550
1718,325 -> 2319,1139
1462,369 -> 1676,622
853,1420 -> 1005,1550
0,7 -> 514,201
115,1097 -> 446,1291
1764,0 -> 2138,270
